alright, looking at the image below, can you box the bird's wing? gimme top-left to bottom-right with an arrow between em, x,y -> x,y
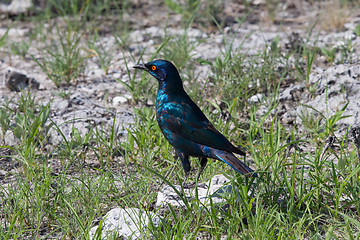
159,101 -> 244,155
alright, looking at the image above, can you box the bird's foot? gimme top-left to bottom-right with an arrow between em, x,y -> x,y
181,182 -> 208,189
182,182 -> 195,189
196,183 -> 208,189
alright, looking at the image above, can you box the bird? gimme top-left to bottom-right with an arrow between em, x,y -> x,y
134,59 -> 257,187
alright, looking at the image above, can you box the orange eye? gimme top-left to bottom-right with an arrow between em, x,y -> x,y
151,65 -> 157,71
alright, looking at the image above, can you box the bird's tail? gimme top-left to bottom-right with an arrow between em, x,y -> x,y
212,149 -> 257,177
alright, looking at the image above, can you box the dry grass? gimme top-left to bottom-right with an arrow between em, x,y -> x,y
318,0 -> 352,31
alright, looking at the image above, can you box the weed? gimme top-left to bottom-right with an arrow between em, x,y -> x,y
0,102 -> 12,144
321,45 -> 337,63
31,23 -> 85,87
93,114 -> 123,167
87,31 -> 116,75
43,0 -> 131,19
120,55 -> 153,105
164,0 -> 201,24
338,38 -> 355,64
55,88 -> 71,99
0,27 -> 10,48
299,102 -> 350,141
265,0 -> 281,23
160,31 -> 201,70
10,40 -> 31,59
11,98 -> 52,151
355,24 -> 360,36
119,36 -> 172,105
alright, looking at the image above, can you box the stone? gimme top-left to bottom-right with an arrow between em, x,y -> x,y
4,70 -> 39,92
155,174 -> 238,208
52,99 -> 70,114
113,96 -> 129,106
279,83 -> 305,102
0,28 -> 29,38
0,0 -> 33,15
248,93 -> 263,103
89,208 -> 162,240
86,68 -> 106,79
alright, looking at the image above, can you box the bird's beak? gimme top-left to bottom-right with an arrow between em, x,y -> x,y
133,64 -> 148,71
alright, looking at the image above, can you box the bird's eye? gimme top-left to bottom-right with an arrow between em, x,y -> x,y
151,65 -> 157,71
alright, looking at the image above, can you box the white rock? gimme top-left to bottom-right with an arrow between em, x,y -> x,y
0,28 -> 29,38
279,83 -> 305,102
53,99 -> 69,112
86,68 -> 105,79
89,208 -> 162,240
113,96 -> 129,105
248,93 -> 263,103
0,0 -> 32,14
156,174 -> 238,208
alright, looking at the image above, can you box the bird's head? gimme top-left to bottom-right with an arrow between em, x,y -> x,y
134,59 -> 183,90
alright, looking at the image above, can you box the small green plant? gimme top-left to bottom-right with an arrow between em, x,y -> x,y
11,104 -> 52,148
160,30 -> 201,70
338,38 -> 354,64
298,107 -> 323,138
203,0 -> 224,25
0,27 -> 10,48
304,47 -> 317,83
202,44 -> 253,113
87,31 -> 116,75
118,37 -> 172,105
0,104 -> 12,144
165,0 -> 225,26
355,24 -> 360,36
93,114 -> 123,167
299,102 -> 350,141
55,88 -> 71,99
44,0 -> 91,17
43,0 -> 131,20
0,90 -> 53,151
321,45 -> 337,63
126,107 -> 165,159
164,0 -> 201,22
120,55 -> 154,105
32,23 -> 84,87
10,40 -> 31,58
265,0 -> 281,22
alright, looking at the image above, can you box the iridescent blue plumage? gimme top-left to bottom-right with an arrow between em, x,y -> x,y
134,59 -> 257,186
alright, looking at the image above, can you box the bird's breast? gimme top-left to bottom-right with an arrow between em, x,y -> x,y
156,90 -> 182,115
156,90 -> 169,106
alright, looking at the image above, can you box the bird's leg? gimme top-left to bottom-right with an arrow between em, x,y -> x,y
175,149 -> 193,188
182,172 -> 189,186
196,157 -> 208,182
194,157 -> 208,188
